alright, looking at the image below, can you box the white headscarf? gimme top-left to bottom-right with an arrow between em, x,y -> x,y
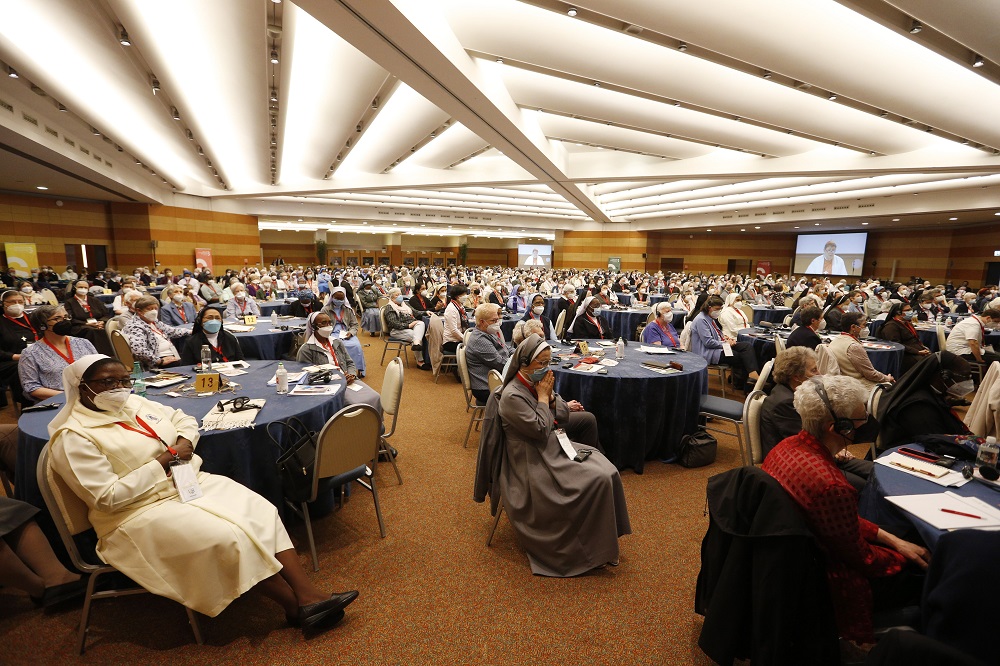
48,354 -> 111,437
567,295 -> 597,335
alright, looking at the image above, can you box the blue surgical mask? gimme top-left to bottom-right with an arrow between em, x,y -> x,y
527,366 -> 549,383
202,320 -> 222,334
394,295 -> 405,304
330,298 -> 345,308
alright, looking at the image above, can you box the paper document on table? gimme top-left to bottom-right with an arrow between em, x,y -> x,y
599,359 -> 618,367
876,453 -> 970,487
289,384 -> 341,396
227,325 -> 256,333
596,341 -> 616,348
886,492 -> 1000,530
573,363 -> 602,373
267,371 -> 307,386
639,345 -> 676,354
302,364 -> 336,372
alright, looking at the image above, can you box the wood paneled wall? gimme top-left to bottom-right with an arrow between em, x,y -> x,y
145,205 -> 260,272
0,193 -> 115,269
863,229 -> 954,284
949,226 -> 1000,285
467,248 -> 512,266
555,231 -> 649,270
646,231 -> 798,276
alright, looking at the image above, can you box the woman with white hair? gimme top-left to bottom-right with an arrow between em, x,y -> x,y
384,287 -> 429,370
465,303 -> 514,404
297,312 -> 381,411
762,375 -> 928,646
320,285 -> 365,376
223,282 -> 261,319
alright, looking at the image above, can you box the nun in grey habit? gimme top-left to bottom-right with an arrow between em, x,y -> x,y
496,334 -> 631,576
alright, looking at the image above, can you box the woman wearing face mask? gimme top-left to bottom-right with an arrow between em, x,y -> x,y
65,279 -> 110,340
320,286 -> 366,376
223,283 -> 261,320
519,293 -> 554,341
641,302 -> 681,347
827,312 -> 893,390
566,296 -> 611,340
297,313 -> 381,412
180,307 -> 244,365
718,293 -> 750,340
441,284 -> 471,354
591,283 -> 613,308
465,283 -> 484,310
688,295 -> 760,391
490,334 -> 630,576
287,289 -> 322,318
121,296 -> 190,370
427,284 -> 449,314
0,290 -> 41,404
506,283 -> 526,314
159,286 -> 198,326
384,287 -> 429,370
17,305 -> 98,402
876,351 -> 973,450
46,355 -> 359,633
16,281 -> 46,306
357,281 -> 381,335
878,302 -> 931,374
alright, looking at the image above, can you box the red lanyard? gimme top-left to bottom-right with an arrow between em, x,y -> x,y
319,339 -> 341,367
585,314 -> 604,338
209,341 -> 228,363
43,338 -> 74,364
656,319 -> 677,345
177,305 -> 187,323
332,308 -> 345,325
974,316 -> 986,340
237,299 -> 247,314
902,319 -> 917,337
117,416 -> 177,456
450,300 -> 465,323
4,314 -> 38,341
515,372 -> 538,399
732,305 -> 748,326
303,303 -> 313,315
77,297 -> 92,317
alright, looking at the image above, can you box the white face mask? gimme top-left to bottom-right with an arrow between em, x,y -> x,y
172,294 -> 184,303
234,292 -> 245,300
91,387 -> 130,414
5,304 -> 24,318
709,310 -> 721,319
76,287 -> 88,296
316,325 -> 334,338
532,306 -> 544,316
486,323 -> 501,334
142,309 -> 159,323
21,287 -> 33,294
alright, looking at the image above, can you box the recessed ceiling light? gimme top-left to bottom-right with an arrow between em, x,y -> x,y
7,67 -> 19,79
827,93 -> 837,101
677,42 -> 688,52
949,217 -> 958,221
754,226 -> 761,229
762,70 -> 772,79
814,223 -> 821,226
36,186 -> 48,190
270,50 -> 279,64
973,55 -> 985,68
170,106 -> 180,120
567,7 -> 578,16
740,228 -> 745,232
706,229 -> 712,232
118,28 -> 131,46
495,57 -> 503,64
861,222 -> 869,226
995,212 -> 1000,216
892,218 -> 900,222
909,20 -> 922,34
793,226 -> 800,229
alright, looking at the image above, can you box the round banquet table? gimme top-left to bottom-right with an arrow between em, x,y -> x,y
259,301 -> 287,317
649,294 -> 671,305
14,360 -> 346,513
595,306 -> 653,341
97,293 -> 116,304
225,316 -> 305,360
750,305 -> 792,325
913,324 -> 1000,353
737,329 -> 905,376
548,341 -> 708,473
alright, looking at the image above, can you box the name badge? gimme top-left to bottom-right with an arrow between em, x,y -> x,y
722,342 -> 734,357
195,372 -> 221,394
555,428 -> 577,460
170,461 -> 203,503
103,288 -> 112,295
87,318 -> 98,325
243,314 -> 257,326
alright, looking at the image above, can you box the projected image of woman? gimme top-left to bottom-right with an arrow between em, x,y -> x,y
524,248 -> 545,266
805,240 -> 848,275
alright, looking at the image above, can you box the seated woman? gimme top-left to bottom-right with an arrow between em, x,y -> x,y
1,289 -> 40,403
641,302 -> 681,347
17,281 -> 47,306
407,286 -> 433,316
320,285 -> 365,376
287,290 -> 323,318
356,281 -> 381,335
223,283 -> 261,320
384,288 -> 428,370
591,284 -> 613,308
464,304 -> 514,404
688,296 -> 759,391
786,306 -> 824,350
64,279 -> 112,355
876,351 -> 972,450
181,306 -> 244,365
566,296 -> 611,340
121,296 -> 191,370
519,292 -> 553,341
441,284 -> 470,355
464,283 -> 485,311
159,286 -> 197,326
718,293 -> 751,340
296,313 -> 381,412
18,305 -> 98,402
762,375 -> 929,647
511,319 -> 545,347
47,355 -> 358,632
428,284 -> 450,315
497,334 -> 631,576
632,282 -> 650,306
879,302 -> 931,375
828,312 -> 893,391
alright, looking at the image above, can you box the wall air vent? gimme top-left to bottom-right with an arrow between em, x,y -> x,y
834,205 -> 849,210
22,112 -> 38,126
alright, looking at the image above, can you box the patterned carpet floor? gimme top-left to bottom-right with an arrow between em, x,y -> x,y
0,338 -> 755,665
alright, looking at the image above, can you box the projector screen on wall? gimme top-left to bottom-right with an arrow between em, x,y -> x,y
518,244 -> 552,267
793,232 -> 868,276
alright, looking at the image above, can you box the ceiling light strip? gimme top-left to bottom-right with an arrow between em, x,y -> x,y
325,75 -> 399,180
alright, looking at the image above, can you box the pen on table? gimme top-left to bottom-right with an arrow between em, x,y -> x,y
889,461 -> 937,477
941,508 -> 982,520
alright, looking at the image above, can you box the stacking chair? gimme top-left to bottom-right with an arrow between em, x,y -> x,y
773,334 -> 786,358
554,310 -> 566,339
104,318 -> 121,351
378,306 -> 410,367
435,343 -> 458,384
487,369 -> 503,393
300,404 -> 385,571
782,315 -> 793,326
37,446 -> 202,653
699,393 -> 748,466
752,359 -> 773,393
814,344 -> 840,375
457,344 -> 486,447
486,494 -> 507,546
739,303 -> 755,326
936,323 -> 947,353
378,357 -> 404,485
109,329 -> 135,367
866,383 -> 889,458
463,328 -> 474,345
705,364 -> 731,399
742,389 -> 768,465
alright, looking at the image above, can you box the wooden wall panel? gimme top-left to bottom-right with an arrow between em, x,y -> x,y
646,232 -> 797,276
863,229 -> 953,284
948,226 -> 1000,286
467,248 -> 510,266
146,205 -> 260,273
0,193 -> 115,270
555,231 -> 649,270
260,243 -> 317,267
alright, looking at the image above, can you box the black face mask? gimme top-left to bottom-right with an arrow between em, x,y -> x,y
52,320 -> 74,336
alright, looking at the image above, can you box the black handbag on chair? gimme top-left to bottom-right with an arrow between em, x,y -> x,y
267,417 -> 318,503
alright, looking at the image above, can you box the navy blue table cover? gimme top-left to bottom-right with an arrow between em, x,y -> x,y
596,307 -> 652,341
751,305 -> 792,325
859,445 -> 999,550
549,342 -> 707,473
227,317 -> 304,360
649,294 -> 671,305
97,293 -> 116,304
15,360 -> 345,512
915,325 -> 1000,353
737,329 -> 904,376
259,301 -> 285,317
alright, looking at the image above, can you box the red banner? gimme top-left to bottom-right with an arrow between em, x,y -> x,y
195,248 -> 213,273
756,260 -> 772,277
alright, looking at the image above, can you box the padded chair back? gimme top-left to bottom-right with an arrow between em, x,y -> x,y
774,334 -> 786,357
313,404 -> 381,491
753,360 -> 773,393
378,306 -> 390,340
376,296 -> 389,309
814,344 -> 840,375
382,357 -> 404,418
456,343 -> 473,396
739,303 -> 754,324
554,310 -> 566,338
463,328 -> 474,345
936,323 -> 947,352
743,389 -> 768,465
110,329 -> 135,367
784,296 -> 795,307
867,383 -> 886,456
487,369 -> 503,393
36,447 -> 94,571
782,315 -> 793,326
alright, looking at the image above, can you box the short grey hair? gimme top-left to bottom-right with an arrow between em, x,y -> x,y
475,303 -> 500,324
655,301 -> 672,317
772,346 -> 817,385
792,375 -> 867,440
123,290 -> 143,306
135,295 -> 159,311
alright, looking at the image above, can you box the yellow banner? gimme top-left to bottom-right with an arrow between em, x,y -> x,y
4,243 -> 39,278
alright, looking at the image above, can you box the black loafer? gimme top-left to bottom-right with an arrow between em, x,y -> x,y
295,591 -> 359,630
31,578 -> 88,608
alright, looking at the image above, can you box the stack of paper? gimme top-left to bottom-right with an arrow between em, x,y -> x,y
876,452 -> 970,487
886,492 -> 1000,530
639,345 -> 676,354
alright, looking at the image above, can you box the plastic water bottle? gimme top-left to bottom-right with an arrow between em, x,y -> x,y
130,361 -> 146,397
201,345 -> 212,371
276,362 -> 288,394
616,337 -> 625,360
270,309 -> 278,328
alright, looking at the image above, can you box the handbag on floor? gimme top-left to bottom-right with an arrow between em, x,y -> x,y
679,431 -> 718,468
267,417 -> 317,503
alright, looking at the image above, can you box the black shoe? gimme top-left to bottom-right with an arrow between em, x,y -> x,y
379,446 -> 399,460
416,363 -> 431,371
31,578 -> 88,608
291,591 -> 359,630
411,344 -> 423,352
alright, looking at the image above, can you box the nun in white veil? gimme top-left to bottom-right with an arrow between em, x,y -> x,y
496,334 -> 631,576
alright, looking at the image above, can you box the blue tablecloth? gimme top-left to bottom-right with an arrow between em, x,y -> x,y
227,317 -> 304,360
595,307 -> 652,341
15,360 -> 346,512
859,445 -> 998,550
751,305 -> 792,325
650,294 -> 671,305
549,342 -> 708,473
915,325 -> 1000,353
97,293 -> 115,304
259,301 -> 287,317
737,329 -> 904,376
